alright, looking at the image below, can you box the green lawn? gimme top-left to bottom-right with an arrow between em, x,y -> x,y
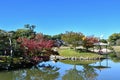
58,49 -> 104,59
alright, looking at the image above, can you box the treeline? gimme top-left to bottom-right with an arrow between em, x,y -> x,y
0,24 -> 118,57
0,24 -> 58,62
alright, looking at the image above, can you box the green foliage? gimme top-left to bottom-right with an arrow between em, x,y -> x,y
0,56 -> 12,63
109,53 -> 120,62
109,53 -> 116,58
14,24 -> 36,39
108,33 -> 120,45
116,39 -> 120,46
0,30 -> 14,55
61,31 -> 84,47
112,46 -> 120,52
14,29 -> 29,38
52,33 -> 63,40
100,39 -> 108,43
44,34 -> 52,40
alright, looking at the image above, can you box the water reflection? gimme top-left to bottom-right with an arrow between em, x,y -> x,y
110,53 -> 120,62
62,65 -> 84,80
0,59 -> 120,80
83,65 -> 98,80
0,63 -> 60,80
36,62 -> 60,80
62,64 -> 98,80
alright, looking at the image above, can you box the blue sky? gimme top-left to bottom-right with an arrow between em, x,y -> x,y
0,0 -> 120,39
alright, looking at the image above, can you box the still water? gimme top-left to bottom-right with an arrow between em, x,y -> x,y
0,59 -> 120,80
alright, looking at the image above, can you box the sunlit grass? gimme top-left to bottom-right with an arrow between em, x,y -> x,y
58,49 -> 103,58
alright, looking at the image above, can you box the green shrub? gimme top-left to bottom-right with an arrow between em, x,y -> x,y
109,53 -> 116,58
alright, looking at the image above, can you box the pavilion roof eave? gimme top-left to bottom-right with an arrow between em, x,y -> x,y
94,42 -> 108,46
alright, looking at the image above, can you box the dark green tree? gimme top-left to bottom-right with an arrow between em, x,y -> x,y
100,39 -> 107,43
0,29 -> 8,54
24,24 -> 36,39
44,34 -> 52,40
52,33 -> 63,40
13,24 -> 36,39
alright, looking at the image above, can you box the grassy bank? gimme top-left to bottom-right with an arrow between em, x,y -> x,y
60,60 -> 100,65
58,49 -> 104,59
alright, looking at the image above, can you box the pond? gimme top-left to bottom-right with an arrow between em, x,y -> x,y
0,59 -> 120,80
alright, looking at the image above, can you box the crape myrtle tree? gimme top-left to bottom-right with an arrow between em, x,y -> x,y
17,33 -> 55,62
82,36 -> 98,51
61,31 -> 84,49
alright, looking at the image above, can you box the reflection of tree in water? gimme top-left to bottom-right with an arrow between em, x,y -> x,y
37,64 -> 60,80
83,64 -> 98,80
13,64 -> 60,80
62,65 -> 98,80
62,65 -> 84,80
